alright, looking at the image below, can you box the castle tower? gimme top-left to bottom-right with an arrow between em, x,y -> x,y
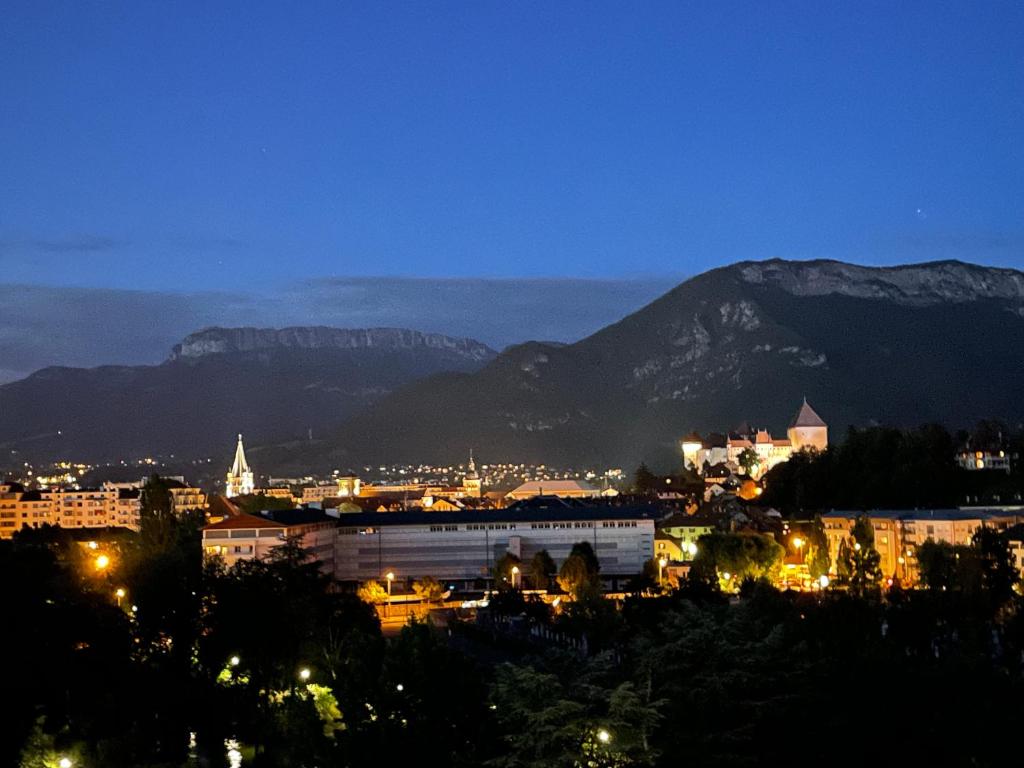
787,398 -> 828,452
462,449 -> 482,497
226,434 -> 255,498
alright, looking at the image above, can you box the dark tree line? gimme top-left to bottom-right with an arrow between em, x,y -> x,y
761,423 -> 1024,513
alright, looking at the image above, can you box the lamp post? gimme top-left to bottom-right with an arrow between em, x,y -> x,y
511,565 -> 520,589
385,571 -> 395,618
115,587 -> 125,608
658,557 -> 667,587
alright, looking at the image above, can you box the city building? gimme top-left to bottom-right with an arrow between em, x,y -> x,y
201,508 -> 338,572
226,434 -> 255,497
681,398 -> 828,479
504,479 -> 602,501
821,508 -> 1024,583
333,501 -> 656,588
658,512 -> 716,559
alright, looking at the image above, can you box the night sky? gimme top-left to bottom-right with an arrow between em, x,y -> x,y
1,2 -> 1022,378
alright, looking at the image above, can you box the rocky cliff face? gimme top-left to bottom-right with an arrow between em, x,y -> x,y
737,259 -> 1024,306
169,326 -> 495,362
294,258 -> 1024,470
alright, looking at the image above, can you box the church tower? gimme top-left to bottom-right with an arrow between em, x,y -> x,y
787,398 -> 828,452
226,434 -> 255,497
462,449 -> 482,498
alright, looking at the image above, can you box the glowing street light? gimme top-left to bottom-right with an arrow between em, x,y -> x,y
792,536 -> 804,551
299,667 -> 311,682
229,655 -> 240,667
95,554 -> 110,571
597,729 -> 611,744
385,571 -> 395,618
58,758 -> 72,768
511,565 -> 520,589
658,557 -> 667,586
818,575 -> 830,589
115,587 -> 125,607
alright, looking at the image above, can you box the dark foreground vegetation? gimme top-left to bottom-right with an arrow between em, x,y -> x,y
5,476 -> 1024,767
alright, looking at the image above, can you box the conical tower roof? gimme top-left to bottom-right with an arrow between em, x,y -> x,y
789,398 -> 826,428
231,434 -> 251,476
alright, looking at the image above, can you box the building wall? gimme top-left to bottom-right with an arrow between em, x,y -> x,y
202,522 -> 336,573
333,517 -> 655,583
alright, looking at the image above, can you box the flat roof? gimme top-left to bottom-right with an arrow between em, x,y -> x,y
334,505 -> 657,528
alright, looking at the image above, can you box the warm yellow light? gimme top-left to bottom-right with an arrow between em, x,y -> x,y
115,588 -> 126,598
819,575 -> 830,588
59,759 -> 72,768
792,537 -> 804,549
229,655 -> 240,667
299,667 -> 311,681
87,541 -> 98,550
722,572 -> 731,581
597,729 -> 611,744
658,557 -> 667,567
95,554 -> 110,570
853,543 -> 861,552
385,572 -> 395,582
511,566 -> 520,575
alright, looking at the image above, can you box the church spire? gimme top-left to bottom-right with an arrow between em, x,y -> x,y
226,434 -> 255,497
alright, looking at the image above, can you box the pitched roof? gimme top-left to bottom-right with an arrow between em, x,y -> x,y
790,398 -> 827,428
506,479 -> 600,496
230,434 -> 251,476
203,512 -> 284,531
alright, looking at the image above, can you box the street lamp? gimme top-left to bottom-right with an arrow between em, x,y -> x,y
95,554 -> 110,571
818,574 -> 830,589
115,587 -> 125,607
299,667 -> 311,682
597,729 -> 611,744
792,536 -> 804,552
511,565 -> 520,589
385,571 -> 395,618
229,655 -> 240,667
58,758 -> 72,768
658,557 -> 667,586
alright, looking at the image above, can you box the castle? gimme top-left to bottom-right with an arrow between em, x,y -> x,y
681,399 -> 828,479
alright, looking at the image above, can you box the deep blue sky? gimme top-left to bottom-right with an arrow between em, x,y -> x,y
0,2 -> 1022,378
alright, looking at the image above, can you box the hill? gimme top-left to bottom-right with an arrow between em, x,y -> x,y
0,326 -> 496,462
282,259 -> 1024,471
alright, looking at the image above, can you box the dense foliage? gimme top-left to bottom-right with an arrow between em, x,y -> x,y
762,423 -> 1024,512
6,476 -> 1024,767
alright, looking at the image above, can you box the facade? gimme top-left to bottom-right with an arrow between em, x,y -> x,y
658,513 -> 716,559
682,399 -> 828,479
956,448 -> 1012,472
821,509 -> 1024,583
202,508 -> 337,572
226,434 -> 255,498
333,503 -> 656,586
0,483 -> 144,538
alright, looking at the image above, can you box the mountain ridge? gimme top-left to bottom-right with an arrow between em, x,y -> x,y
276,258 -> 1024,471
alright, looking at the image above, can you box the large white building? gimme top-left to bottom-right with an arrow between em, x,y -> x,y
201,508 -> 337,573
332,500 -> 656,587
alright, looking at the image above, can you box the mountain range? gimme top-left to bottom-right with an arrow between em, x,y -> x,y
4,258 -> 1024,472
275,258 -> 1024,471
0,327 -> 495,462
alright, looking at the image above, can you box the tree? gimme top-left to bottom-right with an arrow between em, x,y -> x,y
848,516 -> 882,594
633,463 -> 659,494
494,552 -> 522,589
835,538 -> 852,585
569,541 -> 600,577
357,580 -> 388,604
558,542 -> 601,600
690,532 -> 784,584
804,516 -> 831,580
412,576 -> 445,603
737,448 -> 760,476
527,549 -> 557,590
